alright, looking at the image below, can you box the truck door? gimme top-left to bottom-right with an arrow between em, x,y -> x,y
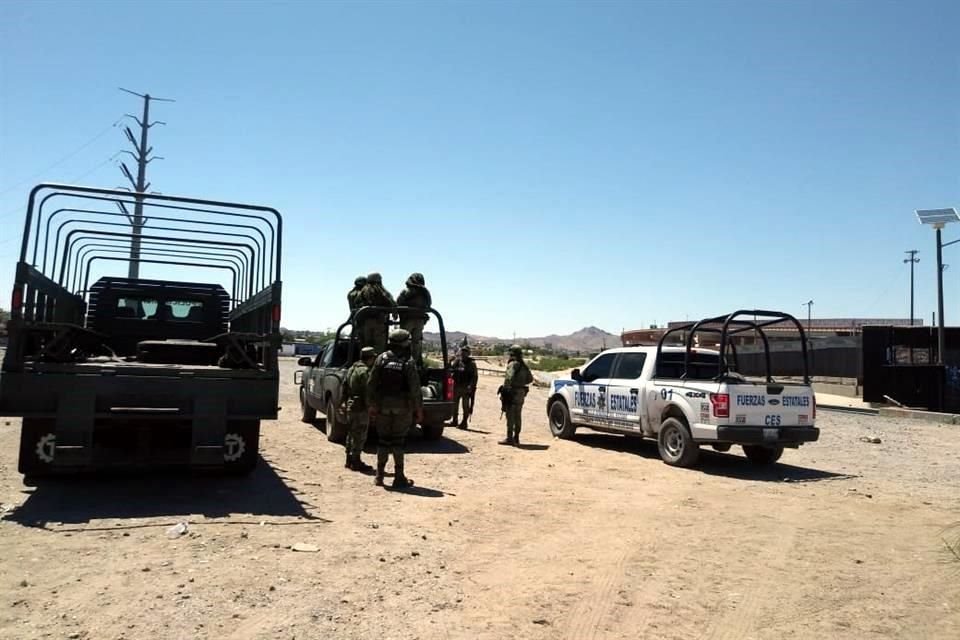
307,344 -> 330,402
606,352 -> 648,432
571,352 -> 617,426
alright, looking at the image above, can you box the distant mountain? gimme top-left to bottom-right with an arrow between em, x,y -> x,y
424,326 -> 618,354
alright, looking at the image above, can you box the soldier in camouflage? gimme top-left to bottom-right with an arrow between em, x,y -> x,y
342,346 -> 376,472
358,272 -> 396,354
347,276 -> 367,313
396,272 -> 432,366
499,345 -> 533,446
450,345 -> 478,429
367,329 -> 423,489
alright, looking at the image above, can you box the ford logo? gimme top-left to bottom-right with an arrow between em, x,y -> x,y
768,398 -> 781,406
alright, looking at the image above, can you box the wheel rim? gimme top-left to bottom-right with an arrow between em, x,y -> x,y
550,405 -> 564,431
663,425 -> 684,458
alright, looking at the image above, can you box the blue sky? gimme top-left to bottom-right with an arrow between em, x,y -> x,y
0,0 -> 957,337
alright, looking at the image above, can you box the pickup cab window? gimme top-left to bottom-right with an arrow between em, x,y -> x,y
581,353 -> 617,382
655,351 -> 720,380
611,352 -> 647,379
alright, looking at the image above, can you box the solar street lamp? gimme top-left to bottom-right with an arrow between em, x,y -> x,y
916,207 -> 960,364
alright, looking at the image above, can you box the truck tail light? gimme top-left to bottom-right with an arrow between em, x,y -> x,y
11,285 -> 23,315
812,393 -> 816,420
444,372 -> 455,402
710,393 -> 729,418
272,304 -> 281,324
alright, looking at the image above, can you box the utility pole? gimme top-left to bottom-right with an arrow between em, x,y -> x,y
117,88 -> 174,279
802,300 -> 814,334
904,250 -> 919,326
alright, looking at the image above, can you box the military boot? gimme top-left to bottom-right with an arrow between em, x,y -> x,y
498,434 -> 514,445
374,447 -> 389,486
513,432 -> 520,447
391,450 -> 413,489
345,452 -> 355,470
354,456 -> 374,474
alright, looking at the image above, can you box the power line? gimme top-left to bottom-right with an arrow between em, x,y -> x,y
0,152 -> 122,221
0,118 -> 122,197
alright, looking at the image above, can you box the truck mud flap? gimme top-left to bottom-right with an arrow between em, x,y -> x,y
53,387 -> 95,468
192,392 -> 227,465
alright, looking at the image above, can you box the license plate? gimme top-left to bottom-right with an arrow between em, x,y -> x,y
763,428 -> 779,441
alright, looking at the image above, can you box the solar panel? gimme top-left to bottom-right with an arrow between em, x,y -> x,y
916,208 -> 960,226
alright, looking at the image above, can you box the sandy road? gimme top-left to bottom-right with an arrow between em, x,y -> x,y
0,358 -> 958,639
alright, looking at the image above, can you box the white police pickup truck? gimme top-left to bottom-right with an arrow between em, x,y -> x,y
546,311 -> 820,467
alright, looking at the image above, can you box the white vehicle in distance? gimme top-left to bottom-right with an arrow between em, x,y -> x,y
546,310 -> 819,467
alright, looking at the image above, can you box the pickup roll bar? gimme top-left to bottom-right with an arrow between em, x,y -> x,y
334,305 -> 449,368
655,310 -> 810,384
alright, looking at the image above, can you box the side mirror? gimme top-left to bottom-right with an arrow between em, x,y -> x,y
297,357 -> 313,367
571,368 -> 582,382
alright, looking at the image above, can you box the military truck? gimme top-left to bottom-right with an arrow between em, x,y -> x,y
296,305 -> 455,441
0,183 -> 283,476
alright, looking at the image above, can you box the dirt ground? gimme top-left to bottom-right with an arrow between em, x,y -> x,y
1,358 -> 959,640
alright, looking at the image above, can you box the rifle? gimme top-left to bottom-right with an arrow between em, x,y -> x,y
496,385 -> 513,420
467,387 -> 476,419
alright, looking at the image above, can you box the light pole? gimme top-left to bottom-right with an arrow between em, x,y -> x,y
904,250 -> 919,326
802,300 -> 813,333
916,208 -> 959,365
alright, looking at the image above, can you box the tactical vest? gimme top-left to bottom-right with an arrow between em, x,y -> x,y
377,356 -> 410,395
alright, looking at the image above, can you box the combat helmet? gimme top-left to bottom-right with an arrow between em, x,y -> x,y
354,276 -> 367,287
406,272 -> 425,286
389,328 -> 412,345
508,344 -> 523,358
367,272 -> 383,285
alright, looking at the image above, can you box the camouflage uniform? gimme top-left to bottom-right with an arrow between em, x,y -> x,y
367,329 -> 423,489
500,345 -> 533,446
396,272 -> 432,366
358,272 -> 396,354
343,346 -> 376,472
450,347 -> 478,428
347,276 -> 366,313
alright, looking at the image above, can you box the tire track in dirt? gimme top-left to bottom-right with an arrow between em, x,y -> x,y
562,546 -> 631,640
700,509 -> 800,640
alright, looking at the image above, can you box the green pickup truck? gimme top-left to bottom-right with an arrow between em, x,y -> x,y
296,306 -> 455,442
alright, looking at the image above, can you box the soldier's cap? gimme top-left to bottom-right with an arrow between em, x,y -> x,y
354,276 -> 367,287
388,328 -> 412,344
366,272 -> 383,284
360,347 -> 376,359
460,345 -> 471,353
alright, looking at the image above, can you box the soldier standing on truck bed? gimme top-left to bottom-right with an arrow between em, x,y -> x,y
343,346 -> 376,472
396,272 -> 431,367
498,345 -> 533,446
347,276 -> 366,313
450,345 -> 478,429
358,272 -> 396,354
367,329 -> 423,489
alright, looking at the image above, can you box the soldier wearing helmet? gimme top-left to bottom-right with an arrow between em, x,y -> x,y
450,345 -> 478,429
358,272 -> 396,354
499,345 -> 533,446
342,346 -> 377,473
396,272 -> 432,367
367,328 -> 422,489
347,276 -> 367,313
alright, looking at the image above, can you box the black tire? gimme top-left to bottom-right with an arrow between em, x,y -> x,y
326,400 -> 347,444
548,400 -> 576,439
18,418 -> 57,477
742,444 -> 784,465
711,443 -> 732,452
657,417 -> 701,467
300,388 -> 317,423
224,420 -> 260,475
421,423 -> 445,440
